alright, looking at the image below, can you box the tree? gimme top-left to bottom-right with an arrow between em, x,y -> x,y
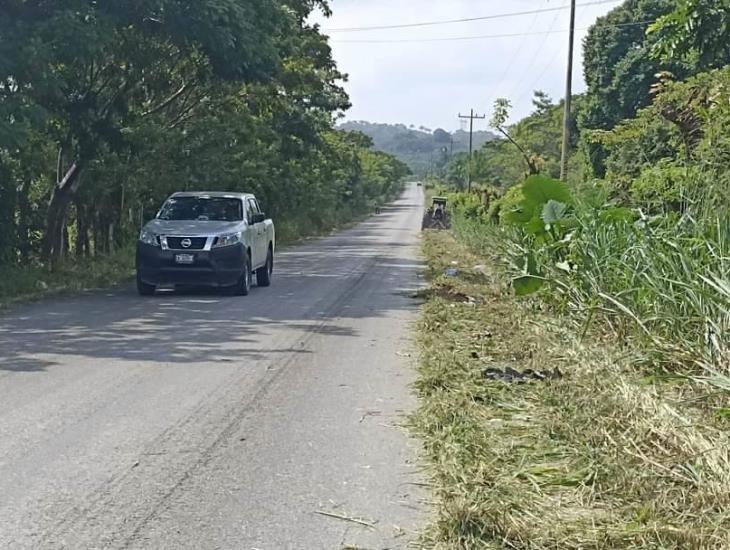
581,0 -> 677,130
489,98 -> 538,176
0,0 -> 410,269
443,92 -> 582,188
532,90 -> 553,116
649,0 -> 730,71
0,0 -> 299,263
433,128 -> 451,144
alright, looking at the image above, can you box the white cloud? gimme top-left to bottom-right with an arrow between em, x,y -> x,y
312,0 -> 619,130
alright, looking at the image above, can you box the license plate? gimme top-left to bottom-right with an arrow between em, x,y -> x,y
175,254 -> 195,264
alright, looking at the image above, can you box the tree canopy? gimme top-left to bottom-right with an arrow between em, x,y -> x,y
0,0 -> 409,265
581,0 -> 676,130
649,0 -> 730,70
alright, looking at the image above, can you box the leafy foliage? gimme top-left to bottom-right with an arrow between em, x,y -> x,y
649,0 -> 730,70
504,176 -> 573,228
581,0 -> 677,130
0,1 -> 410,269
448,64 -> 730,376
442,91 -> 579,190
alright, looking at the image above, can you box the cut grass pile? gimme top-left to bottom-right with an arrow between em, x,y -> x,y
412,230 -> 730,549
0,249 -> 135,307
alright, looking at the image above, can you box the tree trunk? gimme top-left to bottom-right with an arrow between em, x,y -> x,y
92,212 -> 101,257
44,187 -> 73,265
43,162 -> 82,266
82,213 -> 90,257
0,160 -> 17,263
63,223 -> 70,258
17,181 -> 32,262
99,220 -> 110,255
497,127 -> 539,176
75,199 -> 89,258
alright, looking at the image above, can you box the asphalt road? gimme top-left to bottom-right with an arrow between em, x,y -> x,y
0,184 -> 426,550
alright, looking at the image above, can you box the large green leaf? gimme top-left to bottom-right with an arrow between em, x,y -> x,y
525,216 -> 547,236
541,200 -> 569,225
505,176 -> 574,232
522,175 -> 574,209
504,205 -> 532,225
513,275 -> 544,295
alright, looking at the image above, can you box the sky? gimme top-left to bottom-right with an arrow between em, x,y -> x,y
311,0 -> 622,131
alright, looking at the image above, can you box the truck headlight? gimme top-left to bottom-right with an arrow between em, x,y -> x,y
213,233 -> 241,248
139,229 -> 160,247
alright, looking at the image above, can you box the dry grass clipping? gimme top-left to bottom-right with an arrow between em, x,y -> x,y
411,231 -> 730,549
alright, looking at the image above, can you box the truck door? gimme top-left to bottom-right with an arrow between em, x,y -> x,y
247,198 -> 266,268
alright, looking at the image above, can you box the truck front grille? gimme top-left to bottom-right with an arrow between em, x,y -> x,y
166,237 -> 207,250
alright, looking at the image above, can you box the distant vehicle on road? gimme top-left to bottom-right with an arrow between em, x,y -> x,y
136,192 -> 275,296
416,181 -> 423,186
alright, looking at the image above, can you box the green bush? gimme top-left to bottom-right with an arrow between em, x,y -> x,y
630,160 -> 700,211
492,184 -> 524,225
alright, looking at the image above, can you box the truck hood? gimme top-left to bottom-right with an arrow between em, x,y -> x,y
144,219 -> 243,236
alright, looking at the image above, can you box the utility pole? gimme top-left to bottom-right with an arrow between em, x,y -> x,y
458,109 -> 486,192
560,0 -> 577,182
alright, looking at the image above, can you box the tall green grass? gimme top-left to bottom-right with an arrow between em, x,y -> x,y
452,202 -> 730,381
555,215 -> 729,374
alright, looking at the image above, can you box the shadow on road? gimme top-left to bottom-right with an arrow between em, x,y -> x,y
0,212 -> 424,372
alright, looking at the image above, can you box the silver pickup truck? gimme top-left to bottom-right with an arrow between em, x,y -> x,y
136,192 -> 275,296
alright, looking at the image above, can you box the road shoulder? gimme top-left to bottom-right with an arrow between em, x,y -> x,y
411,230 -> 730,548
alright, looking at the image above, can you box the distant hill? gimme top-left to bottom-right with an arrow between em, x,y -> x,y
338,121 -> 497,176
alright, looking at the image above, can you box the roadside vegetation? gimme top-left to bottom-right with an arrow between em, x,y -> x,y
414,231 -> 730,548
414,1 -> 730,547
0,249 -> 134,307
0,1 -> 409,303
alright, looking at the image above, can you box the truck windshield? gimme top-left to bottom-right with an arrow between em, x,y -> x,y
157,197 -> 243,222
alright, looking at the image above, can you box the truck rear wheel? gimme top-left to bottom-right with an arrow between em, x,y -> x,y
256,247 -> 273,287
232,254 -> 252,296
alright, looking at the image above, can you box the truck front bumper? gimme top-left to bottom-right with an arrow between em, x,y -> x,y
136,242 -> 246,287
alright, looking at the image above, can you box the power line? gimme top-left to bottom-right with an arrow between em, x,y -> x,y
513,40 -> 569,107
500,0 -> 569,103
323,0 -> 622,33
330,20 -> 655,44
510,0 -> 589,107
493,8 -> 542,100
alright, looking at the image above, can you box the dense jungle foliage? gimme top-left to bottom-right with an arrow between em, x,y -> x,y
438,0 -> 730,376
0,0 -> 410,272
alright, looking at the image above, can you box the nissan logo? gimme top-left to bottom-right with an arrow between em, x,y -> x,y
181,238 -> 192,249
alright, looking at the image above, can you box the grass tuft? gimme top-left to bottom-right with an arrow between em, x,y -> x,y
0,248 -> 135,307
412,230 -> 730,549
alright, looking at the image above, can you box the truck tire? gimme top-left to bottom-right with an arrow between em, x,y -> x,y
136,274 -> 155,296
233,253 -> 252,296
256,246 -> 273,287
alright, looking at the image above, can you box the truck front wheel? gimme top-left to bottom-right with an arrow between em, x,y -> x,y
136,273 -> 156,296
